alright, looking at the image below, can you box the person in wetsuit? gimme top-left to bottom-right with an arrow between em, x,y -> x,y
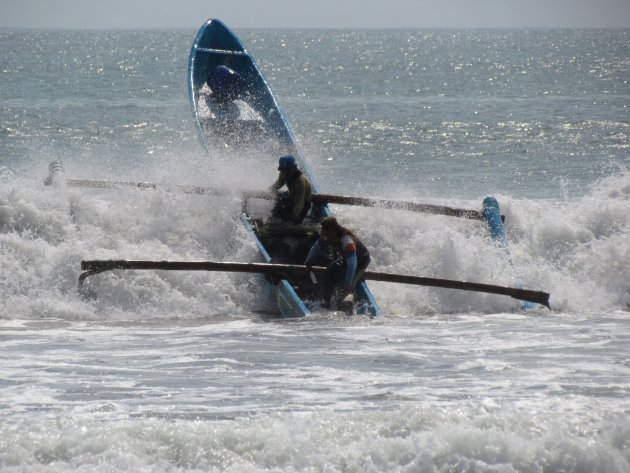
305,216 -> 371,306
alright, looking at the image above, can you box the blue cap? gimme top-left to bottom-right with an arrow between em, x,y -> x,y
278,155 -> 296,171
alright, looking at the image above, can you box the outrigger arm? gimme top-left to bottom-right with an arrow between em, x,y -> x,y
44,161 -> 504,222
78,259 -> 550,309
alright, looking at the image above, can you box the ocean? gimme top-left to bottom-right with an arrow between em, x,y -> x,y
1,26 -> 629,472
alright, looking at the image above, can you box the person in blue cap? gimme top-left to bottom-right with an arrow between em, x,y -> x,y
269,155 -> 312,224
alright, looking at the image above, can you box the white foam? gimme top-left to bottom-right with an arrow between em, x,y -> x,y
2,404 -> 628,472
2,164 -> 629,319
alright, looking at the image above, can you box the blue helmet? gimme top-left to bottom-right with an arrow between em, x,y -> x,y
278,155 -> 297,171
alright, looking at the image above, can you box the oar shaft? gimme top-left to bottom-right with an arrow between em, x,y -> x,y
79,260 -> 550,308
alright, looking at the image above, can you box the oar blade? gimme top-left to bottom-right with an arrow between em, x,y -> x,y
511,291 -> 551,309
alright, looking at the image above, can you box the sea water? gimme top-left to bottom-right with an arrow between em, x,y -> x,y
1,27 -> 629,472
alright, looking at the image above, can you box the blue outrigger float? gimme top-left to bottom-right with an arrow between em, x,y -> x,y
187,19 -> 382,318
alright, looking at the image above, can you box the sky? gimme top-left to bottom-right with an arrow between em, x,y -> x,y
1,0 -> 630,29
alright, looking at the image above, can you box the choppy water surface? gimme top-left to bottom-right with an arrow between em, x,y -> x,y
1,27 -> 629,471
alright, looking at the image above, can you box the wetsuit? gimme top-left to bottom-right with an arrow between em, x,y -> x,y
306,233 -> 370,289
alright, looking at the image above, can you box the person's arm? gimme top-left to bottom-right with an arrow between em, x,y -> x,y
342,236 -> 358,287
344,252 -> 357,287
305,239 -> 324,266
269,173 -> 285,192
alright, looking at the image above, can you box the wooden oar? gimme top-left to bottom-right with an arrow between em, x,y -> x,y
51,177 -> 498,221
79,260 -> 550,308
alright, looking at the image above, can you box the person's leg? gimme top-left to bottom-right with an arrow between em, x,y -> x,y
351,266 -> 367,289
319,258 -> 345,306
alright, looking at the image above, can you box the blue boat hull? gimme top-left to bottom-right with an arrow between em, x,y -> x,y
188,19 -> 381,318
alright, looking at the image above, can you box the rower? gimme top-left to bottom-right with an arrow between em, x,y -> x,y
305,216 -> 371,309
269,155 -> 312,225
